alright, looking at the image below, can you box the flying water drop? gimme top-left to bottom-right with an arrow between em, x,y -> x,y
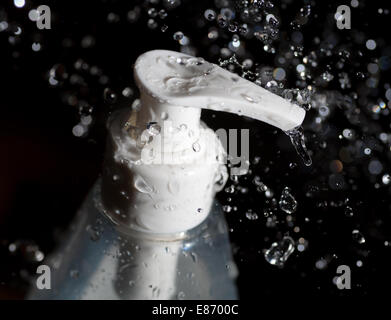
279,187 -> 298,214
264,236 -> 295,267
352,230 -> 366,244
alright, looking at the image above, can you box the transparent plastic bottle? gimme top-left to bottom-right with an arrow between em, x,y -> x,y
28,181 -> 238,300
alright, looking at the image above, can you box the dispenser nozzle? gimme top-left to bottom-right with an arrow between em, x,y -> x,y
134,50 -> 306,132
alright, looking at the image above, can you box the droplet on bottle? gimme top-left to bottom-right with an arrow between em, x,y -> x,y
159,9 -> 168,19
264,236 -> 295,267
279,187 -> 298,214
223,205 -> 232,213
190,252 -> 198,263
315,258 -> 328,270
122,87 -> 133,98
214,166 -> 228,191
289,162 -> 297,169
192,141 -> 201,152
159,112 -> 168,121
134,175 -> 153,194
163,0 -> 181,10
167,180 -> 180,195
245,210 -> 258,220
217,14 -> 228,28
241,93 -> 260,103
147,122 -> 161,136
225,185 -> 235,194
86,224 -> 101,242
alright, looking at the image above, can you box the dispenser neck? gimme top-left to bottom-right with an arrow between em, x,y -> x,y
137,92 -> 202,137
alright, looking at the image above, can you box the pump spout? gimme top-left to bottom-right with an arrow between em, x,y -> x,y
134,50 -> 306,132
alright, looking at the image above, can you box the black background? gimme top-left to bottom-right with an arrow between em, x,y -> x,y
1,0 -> 391,299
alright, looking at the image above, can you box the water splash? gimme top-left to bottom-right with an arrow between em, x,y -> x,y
284,126 -> 312,166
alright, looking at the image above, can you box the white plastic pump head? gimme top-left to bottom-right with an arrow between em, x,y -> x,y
101,50 -> 306,235
134,50 -> 305,134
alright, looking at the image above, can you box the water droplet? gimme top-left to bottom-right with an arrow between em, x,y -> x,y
168,180 -> 180,194
264,236 -> 295,267
345,206 -> 354,217
204,9 -> 216,21
86,224 -> 101,241
147,19 -> 158,29
122,87 -> 133,98
289,162 -> 297,169
173,31 -> 184,41
161,112 -> 168,120
190,252 -> 198,263
163,0 -> 181,10
352,230 -> 366,244
285,126 -> 312,166
192,141 -> 201,152
134,175 -> 153,194
147,122 -> 161,136
279,187 -> 297,214
241,93 -> 259,103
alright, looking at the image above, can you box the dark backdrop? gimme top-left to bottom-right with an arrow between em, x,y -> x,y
1,0 -> 390,299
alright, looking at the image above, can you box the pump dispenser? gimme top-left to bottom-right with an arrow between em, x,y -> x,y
28,50 -> 306,300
